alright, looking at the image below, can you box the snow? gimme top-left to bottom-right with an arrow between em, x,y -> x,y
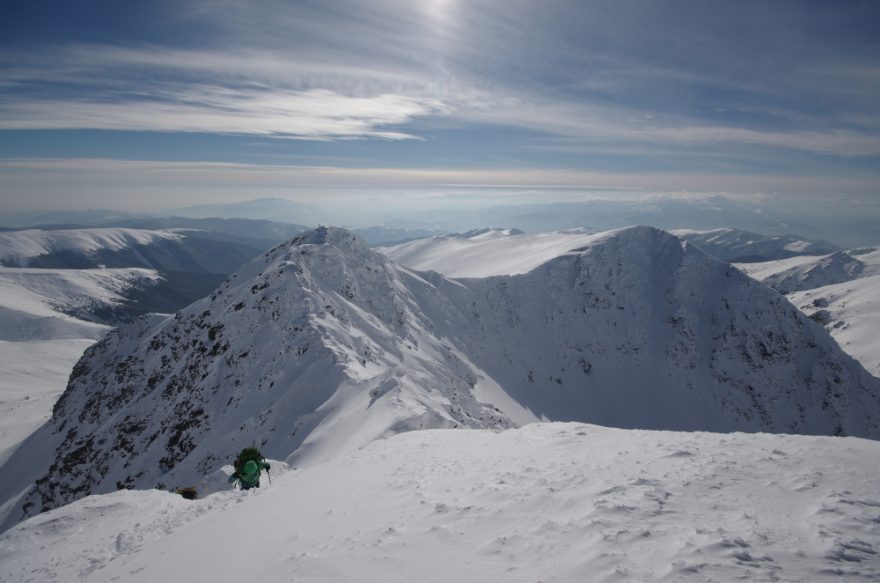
671,228 -> 838,262
0,267 -> 161,340
5,226 -> 878,531
736,253 -> 837,284
1,423 -> 879,583
0,228 -> 182,266
0,267 -> 160,465
736,248 -> 880,376
0,339 -> 97,465
380,228 -> 602,277
0,226 -> 879,580
736,252 -> 874,294
383,227 -> 838,279
788,275 -> 880,378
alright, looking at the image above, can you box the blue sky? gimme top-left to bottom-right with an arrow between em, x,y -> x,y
1,0 -> 878,217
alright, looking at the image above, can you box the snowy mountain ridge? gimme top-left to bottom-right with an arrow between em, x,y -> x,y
2,225 -> 878,531
671,228 -> 839,263
0,226 -> 269,279
736,247 -> 880,295
0,228 -> 182,266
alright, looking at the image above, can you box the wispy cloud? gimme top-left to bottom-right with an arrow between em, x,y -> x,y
0,0 -> 879,209
3,42 -> 878,157
464,99 -> 880,158
0,85 -> 445,140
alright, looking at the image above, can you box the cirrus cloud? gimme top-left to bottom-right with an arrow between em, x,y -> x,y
0,83 -> 447,140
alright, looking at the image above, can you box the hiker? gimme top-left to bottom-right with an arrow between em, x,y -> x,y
229,446 -> 271,490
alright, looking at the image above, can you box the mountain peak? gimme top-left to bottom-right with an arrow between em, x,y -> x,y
575,225 -> 686,258
608,224 -> 671,239
253,226 -> 374,273
290,226 -> 369,251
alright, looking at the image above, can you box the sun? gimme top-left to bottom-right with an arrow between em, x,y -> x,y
424,0 -> 457,22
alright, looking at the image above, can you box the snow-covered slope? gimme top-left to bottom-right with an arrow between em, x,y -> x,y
0,228 -> 181,266
4,226 -> 878,530
672,228 -> 839,263
380,227 -> 598,277
0,267 -> 164,465
0,227 -> 265,276
383,226 -> 839,279
0,339 -> 98,466
737,248 -> 880,376
0,267 -> 162,337
2,423 -> 879,583
737,248 -> 880,294
787,276 -> 880,377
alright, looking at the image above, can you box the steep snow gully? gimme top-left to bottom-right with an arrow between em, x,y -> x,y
1,226 -> 878,532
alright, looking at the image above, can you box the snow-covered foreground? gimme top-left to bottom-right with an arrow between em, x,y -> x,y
2,423 -> 879,583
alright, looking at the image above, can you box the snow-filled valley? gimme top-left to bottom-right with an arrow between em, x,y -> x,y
1,225 -> 878,582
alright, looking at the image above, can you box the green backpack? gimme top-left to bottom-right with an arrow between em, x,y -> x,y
234,447 -> 262,470
240,460 -> 261,485
234,447 -> 264,485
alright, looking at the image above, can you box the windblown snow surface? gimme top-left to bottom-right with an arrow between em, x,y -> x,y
737,248 -> 880,377
1,424 -> 879,582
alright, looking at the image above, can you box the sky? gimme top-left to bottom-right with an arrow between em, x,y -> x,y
0,0 -> 879,220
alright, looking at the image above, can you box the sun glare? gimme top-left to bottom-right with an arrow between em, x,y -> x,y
424,0 -> 456,22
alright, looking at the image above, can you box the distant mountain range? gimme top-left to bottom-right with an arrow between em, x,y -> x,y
170,197 -> 316,225
671,228 -> 839,263
0,228 -> 259,324
6,194 -> 877,248
382,226 -> 840,277
1,228 -> 264,275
